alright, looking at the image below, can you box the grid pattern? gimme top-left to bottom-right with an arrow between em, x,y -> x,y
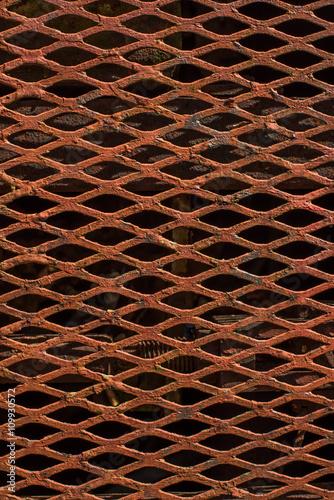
0,0 -> 334,499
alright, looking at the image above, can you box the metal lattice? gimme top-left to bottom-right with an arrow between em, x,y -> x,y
0,0 -> 334,498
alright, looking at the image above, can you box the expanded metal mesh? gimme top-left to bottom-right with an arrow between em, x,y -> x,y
0,0 -> 334,498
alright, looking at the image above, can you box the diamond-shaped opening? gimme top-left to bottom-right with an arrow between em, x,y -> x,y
161,161 -> 211,180
125,373 -> 173,390
311,445 -> 334,460
240,193 -> 285,211
239,65 -> 287,83
125,435 -> 173,452
46,47 -> 95,66
276,241 -> 323,259
85,259 -> 135,277
310,474 -> 334,490
273,145 -> 323,163
164,259 -> 212,276
124,47 -> 173,65
125,467 -> 172,483
239,478 -> 285,492
162,355 -> 210,373
314,5 -> 334,21
15,454 -> 60,471
123,243 -> 174,261
239,97 -> 288,115
237,416 -> 286,433
276,275 -> 324,292
85,96 -> 132,115
15,422 -> 57,438
124,177 -> 173,194
165,450 -> 210,467
45,113 -> 95,131
6,262 -> 56,280
123,15 -> 174,33
8,196 -> 57,214
161,0 -> 212,17
46,244 -> 96,262
200,306 -> 250,323
82,194 -> 135,213
47,277 -> 95,295
8,0 -> 57,16
46,211 -> 96,230
46,15 -> 97,33
236,162 -> 287,179
276,50 -> 322,69
162,419 -> 209,436
201,144 -> 251,163
0,18 -> 19,31
9,130 -> 55,148
203,431 -> 246,452
276,400 -> 323,416
88,452 -> 136,468
86,63 -> 136,82
313,99 -> 334,116
163,97 -> 212,115
238,447 -> 283,464
44,146 -> 97,164
202,274 -> 249,292
199,49 -> 249,67
275,20 -> 324,36
239,258 -> 287,276
123,308 -> 174,326
49,438 -> 97,454
0,83 -> 15,98
239,129 -> 287,147
163,64 -> 211,82
162,291 -> 212,309
163,388 -> 210,405
202,80 -> 249,99
6,31 -> 55,49
6,98 -> 55,115
278,82 -> 323,99
277,113 -> 325,131
0,213 -> 16,228
6,64 -> 56,82
124,210 -> 174,229
83,130 -> 133,148
0,49 -> 17,64
87,421 -> 133,439
162,193 -> 211,211
125,276 -> 172,294
200,370 -> 250,387
312,36 -> 334,54
124,146 -> 175,164
85,161 -> 135,180
164,32 -> 212,49
46,342 -> 98,358
50,469 -> 98,485
202,177 -> 251,193
45,179 -> 96,196
311,288 -> 334,304
8,358 -> 58,375
84,31 -> 137,49
275,305 -> 324,322
124,405 -> 166,420
311,130 -> 334,148
45,80 -> 97,97
163,481 -> 211,494
7,229 -> 56,247
203,16 -> 248,35
0,280 -> 19,295
84,0 -> 138,16
240,34 -> 287,51
15,391 -> 58,409
239,225 -> 286,243
200,242 -> 249,259
238,2 -> 285,19
124,113 -> 174,130
313,162 -> 334,181
0,116 -> 17,130
202,464 -> 247,481
47,309 -> 98,327
201,114 -> 249,133
89,484 -> 135,496
163,129 -> 212,147
277,461 -> 321,477
84,292 -> 136,311
312,194 -> 334,211
276,209 -> 324,227
85,227 -> 134,246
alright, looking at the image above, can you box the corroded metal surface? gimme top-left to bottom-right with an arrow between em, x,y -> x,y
0,0 -> 334,498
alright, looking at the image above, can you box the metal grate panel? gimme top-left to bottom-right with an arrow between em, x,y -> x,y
0,0 -> 334,498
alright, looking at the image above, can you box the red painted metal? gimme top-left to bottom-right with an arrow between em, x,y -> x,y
0,0 -> 334,498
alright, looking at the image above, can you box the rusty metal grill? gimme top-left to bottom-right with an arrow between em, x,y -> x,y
0,0 -> 334,498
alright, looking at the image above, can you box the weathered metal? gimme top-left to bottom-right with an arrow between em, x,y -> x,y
0,0 -> 333,498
